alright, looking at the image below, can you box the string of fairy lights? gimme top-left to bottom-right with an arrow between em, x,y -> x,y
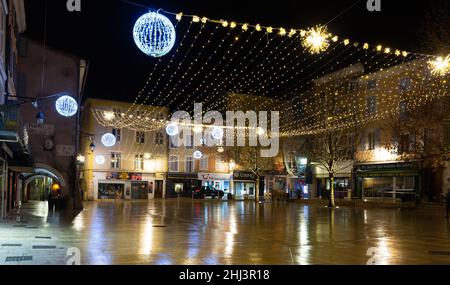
89,4 -> 449,162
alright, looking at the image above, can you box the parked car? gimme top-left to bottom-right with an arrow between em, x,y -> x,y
192,186 -> 225,199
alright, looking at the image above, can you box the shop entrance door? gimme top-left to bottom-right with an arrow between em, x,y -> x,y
131,182 -> 149,200
155,180 -> 163,199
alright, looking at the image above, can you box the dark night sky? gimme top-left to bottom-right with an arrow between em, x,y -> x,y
23,0 -> 435,103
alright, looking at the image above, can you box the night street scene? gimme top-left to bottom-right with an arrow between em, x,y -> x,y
0,0 -> 449,269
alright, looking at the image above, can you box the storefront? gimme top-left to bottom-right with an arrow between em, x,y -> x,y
166,173 -> 199,198
233,171 -> 257,200
198,172 -> 232,193
355,162 -> 420,202
92,171 -> 163,201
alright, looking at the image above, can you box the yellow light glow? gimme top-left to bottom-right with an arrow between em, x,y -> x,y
395,50 -> 401,56
429,55 -> 450,76
302,26 -> 330,54
332,36 -> 338,42
363,43 -> 369,50
374,148 -> 396,162
402,51 -> 408,57
176,13 -> 183,21
192,16 -> 200,23
376,45 -> 383,52
279,28 -> 286,36
299,30 -> 306,37
193,125 -> 203,134
255,24 -> 262,31
104,111 -> 115,121
218,147 -> 225,153
144,153 -> 151,160
384,47 -> 391,54
242,23 -> 249,31
230,22 -> 237,28
266,27 -> 273,33
201,17 -> 208,24
222,20 -> 229,27
288,29 -> 296,37
343,39 -> 350,46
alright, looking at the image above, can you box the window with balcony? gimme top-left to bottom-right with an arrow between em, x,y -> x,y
185,156 -> 194,173
111,152 -> 121,169
135,154 -> 144,171
155,132 -> 164,145
169,156 -> 179,172
136,131 -> 145,144
200,156 -> 209,170
112,129 -> 121,143
367,96 -> 377,116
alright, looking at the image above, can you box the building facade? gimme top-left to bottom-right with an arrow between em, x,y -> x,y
17,38 -> 88,210
79,99 -> 169,201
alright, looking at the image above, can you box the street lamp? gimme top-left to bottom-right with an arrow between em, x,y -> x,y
36,112 -> 45,126
89,142 -> 96,153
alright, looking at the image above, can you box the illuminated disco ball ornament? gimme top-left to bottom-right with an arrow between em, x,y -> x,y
55,95 -> 78,117
166,123 -> 179,137
193,151 -> 203,160
133,11 -> 176,57
95,155 -> 106,165
101,133 -> 117,147
211,127 -> 224,140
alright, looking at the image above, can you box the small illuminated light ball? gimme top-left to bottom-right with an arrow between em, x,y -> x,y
52,183 -> 61,191
256,127 -> 266,136
166,123 -> 179,136
211,127 -> 224,140
217,147 -> 225,153
101,133 -> 117,147
193,151 -> 203,160
104,112 -> 115,121
133,11 -> 176,58
95,155 -> 106,165
55,95 -> 78,117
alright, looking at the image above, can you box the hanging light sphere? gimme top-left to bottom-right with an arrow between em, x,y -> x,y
193,151 -> 203,160
101,133 -> 117,147
55,95 -> 78,117
166,123 -> 179,137
95,155 -> 106,165
133,11 -> 176,58
211,127 -> 224,140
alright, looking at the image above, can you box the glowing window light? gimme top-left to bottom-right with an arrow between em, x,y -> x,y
193,151 -> 203,160
133,11 -> 176,58
166,123 -> 179,136
101,133 -> 117,147
55,95 -> 78,117
302,26 -> 330,54
95,155 -> 106,165
211,127 -> 224,140
429,55 -> 450,76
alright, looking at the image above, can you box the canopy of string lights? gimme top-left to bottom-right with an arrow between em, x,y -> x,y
92,4 -> 449,141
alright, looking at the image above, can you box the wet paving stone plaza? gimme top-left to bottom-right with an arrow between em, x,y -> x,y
1,199 -> 450,265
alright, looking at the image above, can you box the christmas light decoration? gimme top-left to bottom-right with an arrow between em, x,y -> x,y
101,133 -> 117,147
193,151 -> 203,160
55,95 -> 78,117
133,11 -> 176,57
302,26 -> 330,54
166,123 -> 179,136
211,127 -> 224,140
429,55 -> 450,76
95,155 -> 106,165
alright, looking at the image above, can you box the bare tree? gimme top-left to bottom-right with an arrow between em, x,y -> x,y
306,130 -> 353,208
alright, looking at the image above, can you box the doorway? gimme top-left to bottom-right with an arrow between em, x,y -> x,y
155,180 -> 164,199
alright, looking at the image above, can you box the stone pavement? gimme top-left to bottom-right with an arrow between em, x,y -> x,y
1,199 -> 450,265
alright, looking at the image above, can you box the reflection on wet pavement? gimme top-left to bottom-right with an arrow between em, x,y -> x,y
1,199 -> 450,265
